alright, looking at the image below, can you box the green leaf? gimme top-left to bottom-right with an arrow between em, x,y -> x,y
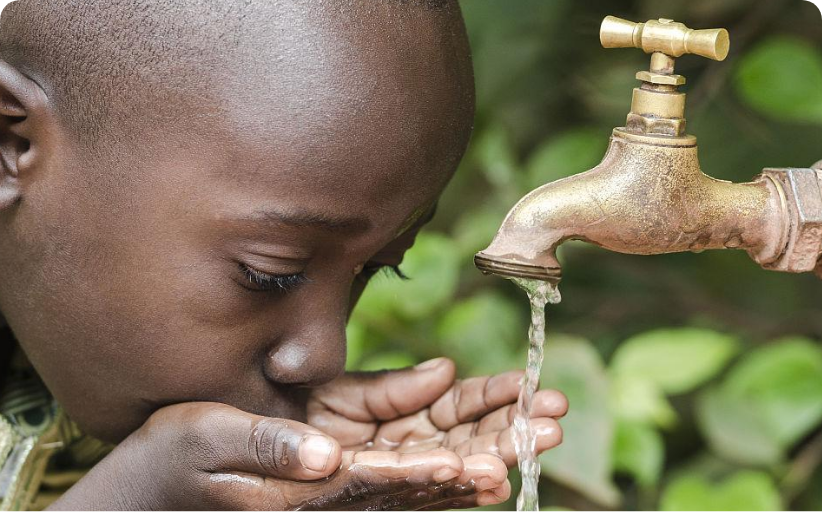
610,328 -> 740,395
659,476 -> 713,512
735,37 -> 822,124
540,336 -> 620,508
345,320 -> 368,371
355,233 -> 461,321
660,471 -> 782,511
609,375 -> 677,428
436,292 -> 524,376
714,471 -> 783,512
525,128 -> 608,191
723,338 -> 822,444
697,338 -> 822,465
475,124 -> 520,190
612,420 -> 664,488
452,206 -> 510,260
696,385 -> 783,465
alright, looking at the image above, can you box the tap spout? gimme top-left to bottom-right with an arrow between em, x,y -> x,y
475,129 -> 789,281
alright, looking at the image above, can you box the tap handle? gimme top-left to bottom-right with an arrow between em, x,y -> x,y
601,16 -> 730,61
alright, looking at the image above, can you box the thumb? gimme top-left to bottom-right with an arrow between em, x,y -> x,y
314,358 -> 456,422
200,405 -> 342,481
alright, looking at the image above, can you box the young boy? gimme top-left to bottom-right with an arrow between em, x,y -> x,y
0,0 -> 568,509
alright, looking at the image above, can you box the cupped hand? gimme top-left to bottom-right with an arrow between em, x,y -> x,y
51,359 -> 566,511
49,402 -> 506,511
307,358 -> 569,509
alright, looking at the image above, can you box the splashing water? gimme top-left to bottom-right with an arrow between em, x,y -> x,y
511,278 -> 561,512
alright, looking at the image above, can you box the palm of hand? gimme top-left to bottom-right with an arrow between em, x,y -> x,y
307,358 -> 567,467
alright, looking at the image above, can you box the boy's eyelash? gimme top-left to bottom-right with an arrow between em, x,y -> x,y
239,263 -> 309,293
363,264 -> 410,281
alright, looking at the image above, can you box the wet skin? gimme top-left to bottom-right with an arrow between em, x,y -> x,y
0,1 -> 568,509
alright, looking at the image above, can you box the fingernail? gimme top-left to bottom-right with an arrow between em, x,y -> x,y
433,466 -> 460,483
299,435 -> 334,472
415,358 -> 446,371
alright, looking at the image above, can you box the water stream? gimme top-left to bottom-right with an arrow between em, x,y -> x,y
511,278 -> 561,512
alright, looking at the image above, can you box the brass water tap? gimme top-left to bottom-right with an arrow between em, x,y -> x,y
475,16 -> 822,284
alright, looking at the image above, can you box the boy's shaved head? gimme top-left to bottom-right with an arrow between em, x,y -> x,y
0,0 -> 468,151
0,0 -> 473,442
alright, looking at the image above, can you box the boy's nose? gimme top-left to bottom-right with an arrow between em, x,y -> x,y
264,323 -> 347,387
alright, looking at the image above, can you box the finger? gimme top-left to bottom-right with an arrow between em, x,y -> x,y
295,449 -> 468,510
192,404 -> 343,481
429,371 -> 524,430
306,406 -> 376,449
457,454 -> 508,493
204,449 -> 465,511
365,410 -> 444,452
442,389 -> 568,450
345,453 -> 507,511
212,449 -> 507,511
479,389 -> 568,434
473,389 -> 569,438
420,479 -> 512,510
453,417 -> 563,466
348,449 -> 464,483
477,479 -> 513,507
311,358 -> 456,423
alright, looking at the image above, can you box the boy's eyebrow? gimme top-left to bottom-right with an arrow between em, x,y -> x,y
250,208 -> 372,233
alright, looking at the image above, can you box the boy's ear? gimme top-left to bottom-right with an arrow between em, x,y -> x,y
0,59 -> 49,211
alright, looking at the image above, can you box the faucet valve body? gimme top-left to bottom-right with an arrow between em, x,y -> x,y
601,17 -> 729,138
600,17 -> 730,61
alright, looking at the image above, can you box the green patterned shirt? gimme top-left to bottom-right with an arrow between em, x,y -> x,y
0,327 -> 112,511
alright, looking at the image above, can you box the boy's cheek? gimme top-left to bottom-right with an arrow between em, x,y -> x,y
38,256 -> 350,439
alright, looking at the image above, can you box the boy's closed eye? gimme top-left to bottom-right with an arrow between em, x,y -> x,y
238,262 -> 409,294
238,263 -> 311,293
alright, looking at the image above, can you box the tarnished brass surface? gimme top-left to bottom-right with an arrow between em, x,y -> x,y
475,15 -> 822,283
636,71 -> 686,86
474,254 -> 561,284
602,17 -> 730,138
760,168 -> 822,273
475,130 -> 787,279
631,87 -> 685,118
600,16 -> 730,61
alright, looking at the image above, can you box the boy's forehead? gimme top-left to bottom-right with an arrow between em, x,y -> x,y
205,3 -> 469,140
33,0 -> 473,230
0,0 -> 473,158
174,4 -> 473,204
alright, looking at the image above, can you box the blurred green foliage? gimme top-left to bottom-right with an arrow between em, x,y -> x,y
348,0 -> 822,510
